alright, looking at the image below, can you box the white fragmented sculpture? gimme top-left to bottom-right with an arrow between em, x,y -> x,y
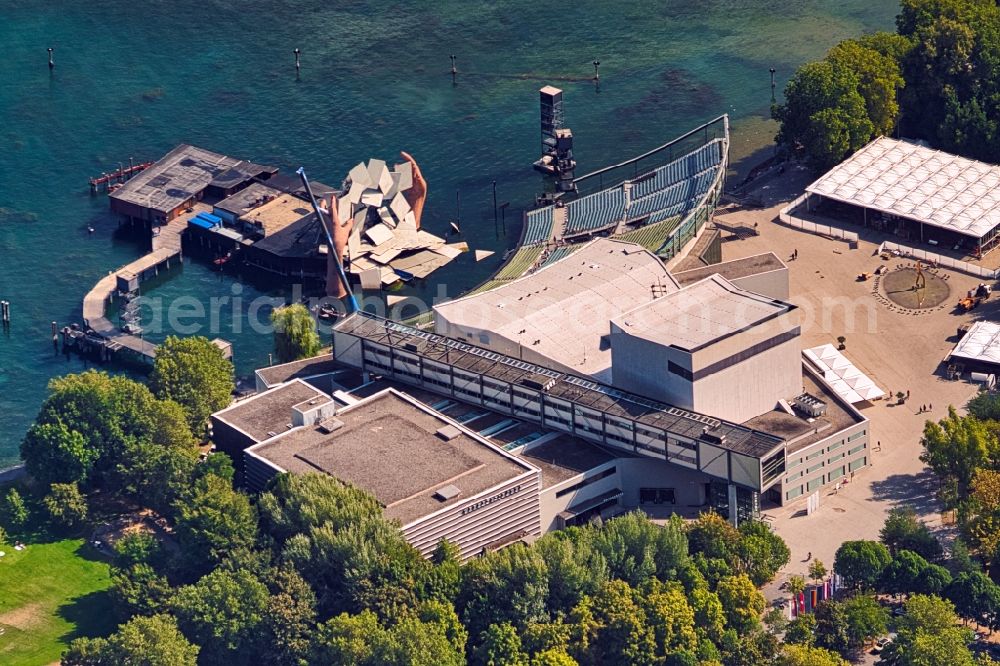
340,158 -> 457,289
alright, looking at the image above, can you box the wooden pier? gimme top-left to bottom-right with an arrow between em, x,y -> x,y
89,161 -> 155,193
77,215 -> 186,361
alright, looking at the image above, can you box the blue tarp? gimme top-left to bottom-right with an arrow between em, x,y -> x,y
188,216 -> 215,230
194,213 -> 220,227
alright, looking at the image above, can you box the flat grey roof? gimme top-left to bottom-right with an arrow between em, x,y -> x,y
336,313 -> 784,458
434,238 -> 677,380
743,367 -> 864,455
613,274 -> 795,351
214,380 -> 330,442
248,389 -> 534,525
517,436 -> 620,488
256,355 -> 341,389
111,144 -> 275,214
672,252 -> 785,287
214,182 -> 287,217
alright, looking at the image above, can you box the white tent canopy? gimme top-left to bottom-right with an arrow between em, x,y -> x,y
804,344 -> 885,404
949,320 -> 1000,365
806,136 -> 1000,240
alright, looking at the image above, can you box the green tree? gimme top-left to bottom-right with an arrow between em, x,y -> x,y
21,422 -> 96,486
968,390 -> 1000,421
171,567 -> 270,664
21,371 -> 194,496
173,474 -> 258,575
589,512 -> 688,587
834,540 -> 891,590
776,644 -> 847,666
257,472 -> 384,544
947,571 -> 1000,627
880,506 -> 944,561
641,580 -> 698,658
885,593 -> 975,666
115,441 -> 200,517
458,544 -> 549,641
372,613 -> 465,666
4,487 -> 28,527
840,594 -> 888,649
531,649 -> 578,666
921,408 -> 999,503
920,563 -> 953,597
715,574 -> 765,633
534,532 -> 608,615
687,511 -> 739,562
272,303 -> 322,363
311,608 -> 464,666
734,520 -> 790,586
260,565 -> 318,666
282,512 -> 431,619
570,580 -> 657,666
962,469 -> 1000,570
826,38 -> 905,135
882,550 -> 930,597
311,611 -> 383,665
62,613 -> 199,666
784,612 -> 817,647
813,600 -> 850,656
688,586 -> 725,639
473,623 -> 529,666
151,335 -> 234,434
113,531 -> 163,569
809,559 -> 828,584
110,563 -> 173,619
43,481 -> 88,529
773,60 -> 875,171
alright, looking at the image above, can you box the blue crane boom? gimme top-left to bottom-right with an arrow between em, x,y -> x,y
296,167 -> 359,314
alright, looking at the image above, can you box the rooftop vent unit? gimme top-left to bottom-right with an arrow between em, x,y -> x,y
317,418 -> 344,434
404,342 -> 419,352
792,393 -> 827,418
699,427 -> 727,446
434,484 -> 461,501
436,425 -> 462,441
266,431 -> 278,438
522,373 -> 556,391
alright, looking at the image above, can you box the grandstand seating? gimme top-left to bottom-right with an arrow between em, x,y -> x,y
627,167 -> 716,222
630,139 -> 724,199
613,216 -> 682,253
564,186 -> 626,235
522,208 -> 554,246
540,245 -> 581,267
493,246 -> 543,281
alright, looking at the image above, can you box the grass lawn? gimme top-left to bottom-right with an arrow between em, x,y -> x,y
0,485 -> 116,665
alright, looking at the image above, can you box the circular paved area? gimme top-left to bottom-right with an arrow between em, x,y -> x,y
881,268 -> 950,309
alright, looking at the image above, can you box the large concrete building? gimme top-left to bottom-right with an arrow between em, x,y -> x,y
610,274 -> 801,423
208,235 -> 872,557
242,388 -> 541,561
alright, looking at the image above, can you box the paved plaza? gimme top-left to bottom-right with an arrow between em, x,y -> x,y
717,168 -> 995,595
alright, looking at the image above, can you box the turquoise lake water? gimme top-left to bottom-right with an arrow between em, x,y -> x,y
0,1 -> 897,467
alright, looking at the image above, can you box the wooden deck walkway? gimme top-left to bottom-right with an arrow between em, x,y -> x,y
82,218 -> 186,360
